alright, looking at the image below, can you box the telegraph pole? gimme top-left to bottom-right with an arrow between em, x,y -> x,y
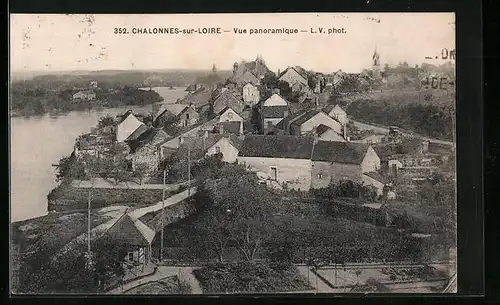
160,169 -> 166,262
87,189 -> 91,254
187,145 -> 191,196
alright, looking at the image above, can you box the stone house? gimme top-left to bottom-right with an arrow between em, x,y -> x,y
323,104 -> 348,125
234,72 -> 260,87
288,110 -> 343,136
237,135 -> 314,191
154,104 -> 199,128
174,133 -> 243,164
116,110 -> 149,143
72,90 -> 96,101
157,118 -> 219,158
217,107 -> 244,135
205,134 -> 243,163
242,83 -> 260,106
315,124 -> 347,142
212,90 -> 245,115
311,141 -> 381,189
361,171 -> 393,197
261,93 -> 290,131
126,128 -> 171,172
278,67 -> 309,89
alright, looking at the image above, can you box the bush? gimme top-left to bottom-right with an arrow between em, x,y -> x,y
311,180 -> 378,201
192,261 -> 312,293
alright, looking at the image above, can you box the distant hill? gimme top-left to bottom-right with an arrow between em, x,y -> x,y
11,69 -> 233,89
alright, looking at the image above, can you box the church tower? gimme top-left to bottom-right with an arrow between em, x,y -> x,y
212,64 -> 217,74
372,47 -> 381,79
233,62 -> 239,76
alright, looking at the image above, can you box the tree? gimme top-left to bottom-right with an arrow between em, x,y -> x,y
192,211 -> 231,262
261,72 -> 279,89
133,162 -> 151,185
55,155 -> 85,182
97,115 -> 115,129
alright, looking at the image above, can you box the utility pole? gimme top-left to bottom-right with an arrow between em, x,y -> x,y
187,145 -> 191,196
87,189 -> 91,254
160,169 -> 166,262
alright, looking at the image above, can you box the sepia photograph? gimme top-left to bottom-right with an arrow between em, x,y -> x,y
10,13 -> 456,294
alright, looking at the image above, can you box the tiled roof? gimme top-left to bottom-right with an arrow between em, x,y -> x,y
275,111 -> 307,129
238,135 -> 314,159
213,90 -> 245,114
290,109 -> 323,127
363,171 -> 389,184
105,213 -> 156,246
311,141 -> 370,164
155,104 -> 188,121
179,90 -> 212,108
316,124 -> 332,136
218,121 -> 241,135
261,105 -> 289,119
125,124 -> 150,142
176,134 -> 225,160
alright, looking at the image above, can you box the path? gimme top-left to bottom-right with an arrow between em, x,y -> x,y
297,266 -> 336,293
71,178 -> 190,190
351,119 -> 454,146
107,266 -> 202,294
128,187 -> 197,220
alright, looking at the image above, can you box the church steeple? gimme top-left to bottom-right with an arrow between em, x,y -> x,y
212,64 -> 217,74
372,46 -> 380,68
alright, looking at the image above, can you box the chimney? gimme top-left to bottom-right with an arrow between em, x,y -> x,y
277,69 -> 281,76
204,130 -> 209,139
343,123 -> 348,141
219,124 -> 224,134
315,95 -> 319,108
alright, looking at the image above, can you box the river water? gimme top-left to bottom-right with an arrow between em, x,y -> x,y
10,87 -> 186,223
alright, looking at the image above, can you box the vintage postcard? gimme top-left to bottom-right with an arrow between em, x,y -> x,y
10,13 -> 456,294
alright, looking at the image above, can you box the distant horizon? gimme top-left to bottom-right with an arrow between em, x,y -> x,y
11,60 -> 455,77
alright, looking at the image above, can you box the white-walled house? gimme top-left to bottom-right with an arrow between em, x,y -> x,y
218,107 -> 244,135
237,135 -> 314,191
288,110 -> 343,136
116,111 -> 148,142
323,104 -> 348,125
206,135 -> 243,163
311,141 -> 381,189
242,83 -> 260,106
261,94 -> 290,130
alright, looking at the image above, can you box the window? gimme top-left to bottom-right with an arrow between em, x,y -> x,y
228,112 -> 233,119
317,173 -> 323,179
270,167 -> 278,181
215,146 -> 221,154
186,113 -> 190,120
127,252 -> 135,262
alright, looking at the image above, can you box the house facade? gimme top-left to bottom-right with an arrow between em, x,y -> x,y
278,67 -> 308,89
218,107 -> 244,135
323,104 -> 348,125
206,135 -> 242,163
288,110 -> 343,136
311,141 -> 381,189
236,135 -> 314,191
261,94 -> 290,130
212,90 -> 245,114
242,83 -> 260,106
158,118 -> 218,157
73,90 -> 96,101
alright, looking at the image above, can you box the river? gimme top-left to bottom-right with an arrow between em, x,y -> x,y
10,87 -> 186,223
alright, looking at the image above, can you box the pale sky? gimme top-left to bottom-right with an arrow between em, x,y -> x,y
10,13 -> 455,74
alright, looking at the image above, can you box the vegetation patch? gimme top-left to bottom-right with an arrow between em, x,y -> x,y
124,275 -> 192,294
193,261 -> 312,293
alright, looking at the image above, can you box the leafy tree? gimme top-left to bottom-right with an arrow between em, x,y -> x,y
261,72 -> 279,89
97,115 -> 115,129
133,162 -> 151,185
55,155 -> 85,182
192,211 -> 231,262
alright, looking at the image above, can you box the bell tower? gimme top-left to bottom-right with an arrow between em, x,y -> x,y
372,46 -> 381,79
